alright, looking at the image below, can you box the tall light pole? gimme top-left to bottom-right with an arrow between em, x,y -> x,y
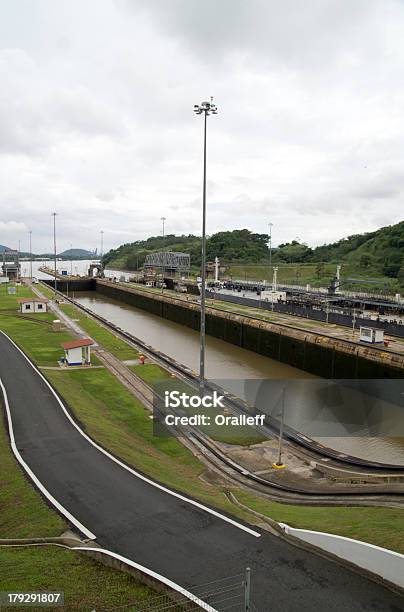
194,97 -> 218,390
100,230 -> 104,277
29,230 -> 32,280
268,222 -> 273,269
100,230 -> 104,259
52,212 -> 57,297
161,216 -> 166,291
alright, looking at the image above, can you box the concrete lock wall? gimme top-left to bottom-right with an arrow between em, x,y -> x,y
43,278 -> 97,293
95,281 -> 404,379
280,524 -> 404,590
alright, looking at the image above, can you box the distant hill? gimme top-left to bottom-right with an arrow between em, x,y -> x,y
0,244 -> 11,252
57,248 -> 96,259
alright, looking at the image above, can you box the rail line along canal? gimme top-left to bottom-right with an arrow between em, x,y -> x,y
42,276 -> 404,467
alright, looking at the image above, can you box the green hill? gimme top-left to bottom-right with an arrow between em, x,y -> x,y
103,230 -> 269,270
103,221 -> 404,288
274,221 -> 404,279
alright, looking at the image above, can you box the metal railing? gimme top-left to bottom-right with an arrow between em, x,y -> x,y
102,569 -> 258,612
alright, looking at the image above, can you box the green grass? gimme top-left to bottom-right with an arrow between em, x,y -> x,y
59,302 -> 138,360
226,262 -> 399,292
0,284 -> 72,366
236,491 -> 404,555
131,363 -> 172,385
0,547 -> 155,611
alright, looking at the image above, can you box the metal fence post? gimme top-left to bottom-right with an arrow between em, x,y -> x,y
244,567 -> 251,612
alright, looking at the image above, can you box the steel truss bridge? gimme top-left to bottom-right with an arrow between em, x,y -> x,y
144,251 -> 190,272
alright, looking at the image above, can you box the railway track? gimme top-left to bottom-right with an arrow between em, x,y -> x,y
36,282 -> 404,505
93,339 -> 404,504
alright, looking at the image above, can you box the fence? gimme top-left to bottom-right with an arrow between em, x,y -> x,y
101,569 -> 259,612
207,291 -> 404,339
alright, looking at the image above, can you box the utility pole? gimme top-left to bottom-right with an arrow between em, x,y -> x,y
161,216 -> 166,292
194,98 -> 218,391
273,386 -> 286,469
268,222 -> 273,267
214,256 -> 219,283
52,212 -> 57,297
29,230 -> 32,280
17,240 -> 20,282
352,308 -> 357,338
100,230 -> 104,259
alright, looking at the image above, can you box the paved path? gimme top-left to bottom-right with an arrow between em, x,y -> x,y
1,332 -> 403,611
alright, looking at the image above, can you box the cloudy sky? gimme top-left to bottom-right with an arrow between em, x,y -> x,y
1,0 -> 404,254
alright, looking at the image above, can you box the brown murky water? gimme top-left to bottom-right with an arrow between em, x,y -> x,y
75,291 -> 404,465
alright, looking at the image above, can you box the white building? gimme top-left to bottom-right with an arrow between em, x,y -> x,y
261,290 -> 286,302
61,338 -> 94,366
359,326 -> 385,344
17,298 -> 48,313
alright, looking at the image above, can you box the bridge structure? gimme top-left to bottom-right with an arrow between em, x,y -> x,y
144,251 -> 190,276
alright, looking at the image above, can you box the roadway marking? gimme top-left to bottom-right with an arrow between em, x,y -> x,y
0,331 -> 261,539
74,547 -> 217,611
0,377 -> 96,540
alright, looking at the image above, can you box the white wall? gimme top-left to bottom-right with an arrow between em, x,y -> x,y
21,302 -> 47,313
66,347 -> 83,365
280,523 -> 404,589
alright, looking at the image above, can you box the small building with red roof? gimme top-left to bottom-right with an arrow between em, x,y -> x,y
61,338 -> 94,366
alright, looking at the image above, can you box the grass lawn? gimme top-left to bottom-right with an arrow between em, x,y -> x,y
0,284 -> 72,366
132,362 -> 172,386
226,262 -> 401,293
236,490 -> 404,555
0,547 -> 155,611
59,301 -> 138,360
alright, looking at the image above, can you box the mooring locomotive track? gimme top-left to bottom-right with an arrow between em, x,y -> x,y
36,281 -> 404,505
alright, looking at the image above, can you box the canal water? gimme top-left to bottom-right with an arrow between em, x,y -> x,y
29,260 -> 123,280
73,291 -> 404,466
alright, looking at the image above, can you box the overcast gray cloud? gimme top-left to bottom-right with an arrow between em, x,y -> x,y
1,0 -> 404,253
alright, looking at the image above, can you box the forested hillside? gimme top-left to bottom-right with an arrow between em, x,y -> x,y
103,221 -> 404,285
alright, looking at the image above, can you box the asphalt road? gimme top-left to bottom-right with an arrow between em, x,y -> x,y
1,331 -> 403,611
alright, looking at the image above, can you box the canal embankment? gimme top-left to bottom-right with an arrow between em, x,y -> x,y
93,279 -> 404,379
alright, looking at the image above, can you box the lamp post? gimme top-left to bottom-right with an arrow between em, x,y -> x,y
268,222 -> 273,268
161,216 -> 166,292
194,98 -> 218,390
29,230 -> 32,280
52,212 -> 57,297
